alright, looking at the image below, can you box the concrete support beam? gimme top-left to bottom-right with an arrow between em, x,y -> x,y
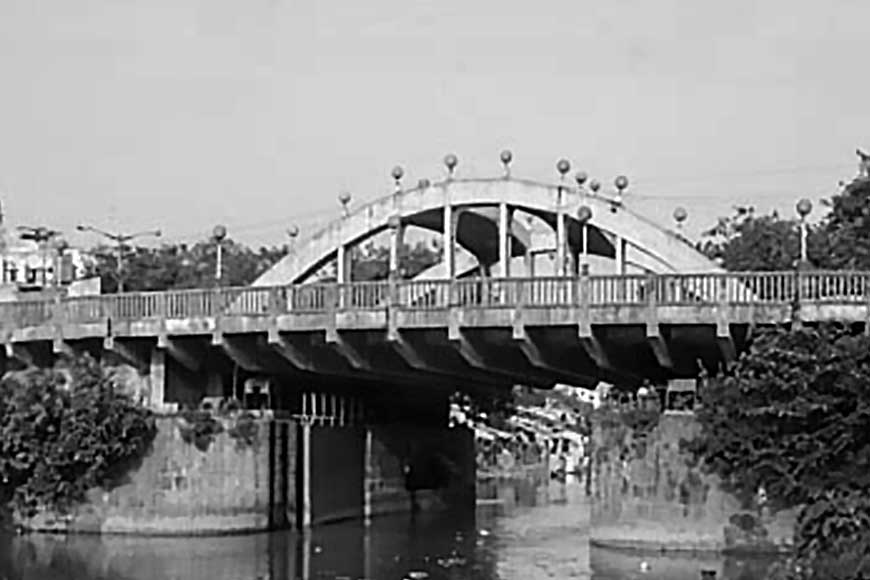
646,324 -> 674,370
103,336 -> 150,371
4,342 -> 38,368
218,335 -> 265,372
513,325 -> 597,387
498,202 -> 512,278
555,212 -> 566,276
387,331 -> 430,371
157,335 -> 201,373
448,329 -> 488,369
615,234 -> 626,274
149,348 -> 167,411
388,218 -> 404,278
717,321 -> 736,366
299,422 -> 312,529
443,204 -> 455,279
578,332 -> 609,369
325,330 -> 370,371
268,329 -> 315,372
336,243 -> 350,284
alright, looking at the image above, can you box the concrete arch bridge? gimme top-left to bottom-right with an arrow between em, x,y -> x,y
1,162 -> 860,412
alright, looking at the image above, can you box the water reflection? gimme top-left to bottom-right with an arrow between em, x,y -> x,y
0,477 -> 779,580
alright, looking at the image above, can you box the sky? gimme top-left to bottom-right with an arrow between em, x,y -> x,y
0,0 -> 867,249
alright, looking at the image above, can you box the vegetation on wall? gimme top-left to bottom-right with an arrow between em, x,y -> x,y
0,354 -> 156,519
177,409 -> 224,453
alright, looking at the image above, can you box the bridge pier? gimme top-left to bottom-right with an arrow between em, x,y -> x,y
589,406 -> 796,553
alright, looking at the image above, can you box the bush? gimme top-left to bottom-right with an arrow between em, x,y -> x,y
686,323 -> 870,578
0,353 -> 156,518
177,409 -> 224,452
227,412 -> 259,450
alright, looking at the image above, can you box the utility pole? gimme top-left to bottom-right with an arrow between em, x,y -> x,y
76,224 -> 161,293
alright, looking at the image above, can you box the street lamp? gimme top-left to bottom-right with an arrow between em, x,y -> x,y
17,226 -> 62,287
76,224 -> 161,293
212,225 -> 227,286
796,199 -> 813,266
576,205 -> 593,275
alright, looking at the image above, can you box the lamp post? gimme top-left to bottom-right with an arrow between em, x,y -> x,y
796,199 -> 813,267
212,225 -> 227,286
576,205 -> 593,275
76,224 -> 161,293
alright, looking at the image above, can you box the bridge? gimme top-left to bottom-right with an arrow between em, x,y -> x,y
2,155 -> 867,538
1,159 -> 867,407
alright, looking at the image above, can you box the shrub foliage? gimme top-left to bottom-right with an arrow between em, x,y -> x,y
0,354 -> 156,518
689,323 -> 870,579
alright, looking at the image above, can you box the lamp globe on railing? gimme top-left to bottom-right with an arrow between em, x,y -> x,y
614,175 -> 629,208
796,198 -> 812,219
286,225 -> 299,252
576,205 -> 593,225
589,179 -> 601,193
391,165 -> 404,193
338,191 -> 352,217
212,224 -> 227,243
556,158 -> 571,180
575,171 -> 588,188
673,206 -> 688,230
500,149 -> 513,178
444,153 -> 458,178
417,178 -> 431,189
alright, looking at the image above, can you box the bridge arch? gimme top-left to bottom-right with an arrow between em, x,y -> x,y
253,177 -> 720,287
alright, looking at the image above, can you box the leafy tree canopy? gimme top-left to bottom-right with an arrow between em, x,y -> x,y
0,354 -> 156,519
697,177 -> 870,272
90,239 -> 288,293
690,323 -> 870,579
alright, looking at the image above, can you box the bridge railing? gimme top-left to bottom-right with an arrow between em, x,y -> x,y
6,270 -> 870,329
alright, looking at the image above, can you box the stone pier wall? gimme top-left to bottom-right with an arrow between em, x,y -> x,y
20,416 -> 296,536
590,411 -> 796,553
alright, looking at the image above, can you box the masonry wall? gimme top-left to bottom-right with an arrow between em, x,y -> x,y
20,416 -> 296,535
590,411 -> 796,553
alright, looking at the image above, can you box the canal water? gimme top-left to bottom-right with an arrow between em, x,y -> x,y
0,476 -> 779,580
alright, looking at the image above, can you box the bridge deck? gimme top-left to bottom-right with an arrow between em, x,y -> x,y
1,271 -> 868,342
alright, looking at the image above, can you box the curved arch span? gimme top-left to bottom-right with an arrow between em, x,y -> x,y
253,177 -> 720,286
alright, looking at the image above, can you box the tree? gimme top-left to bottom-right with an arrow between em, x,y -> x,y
0,354 -> 156,519
688,323 -> 870,579
89,239 -> 288,293
350,240 -> 442,282
812,177 -> 870,269
698,176 -> 870,273
697,206 -> 802,271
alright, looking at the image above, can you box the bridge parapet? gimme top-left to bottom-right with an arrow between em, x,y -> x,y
0,271 -> 868,330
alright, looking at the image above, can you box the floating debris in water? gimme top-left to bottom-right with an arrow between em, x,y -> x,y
436,555 -> 468,568
640,561 -> 650,573
479,529 -> 491,537
406,571 -> 429,580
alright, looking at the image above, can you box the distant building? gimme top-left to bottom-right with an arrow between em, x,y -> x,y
0,201 -> 100,300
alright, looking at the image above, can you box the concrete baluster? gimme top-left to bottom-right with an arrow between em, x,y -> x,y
443,203 -> 455,279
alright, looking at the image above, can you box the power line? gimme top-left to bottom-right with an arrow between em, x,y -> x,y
132,160 -> 861,242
